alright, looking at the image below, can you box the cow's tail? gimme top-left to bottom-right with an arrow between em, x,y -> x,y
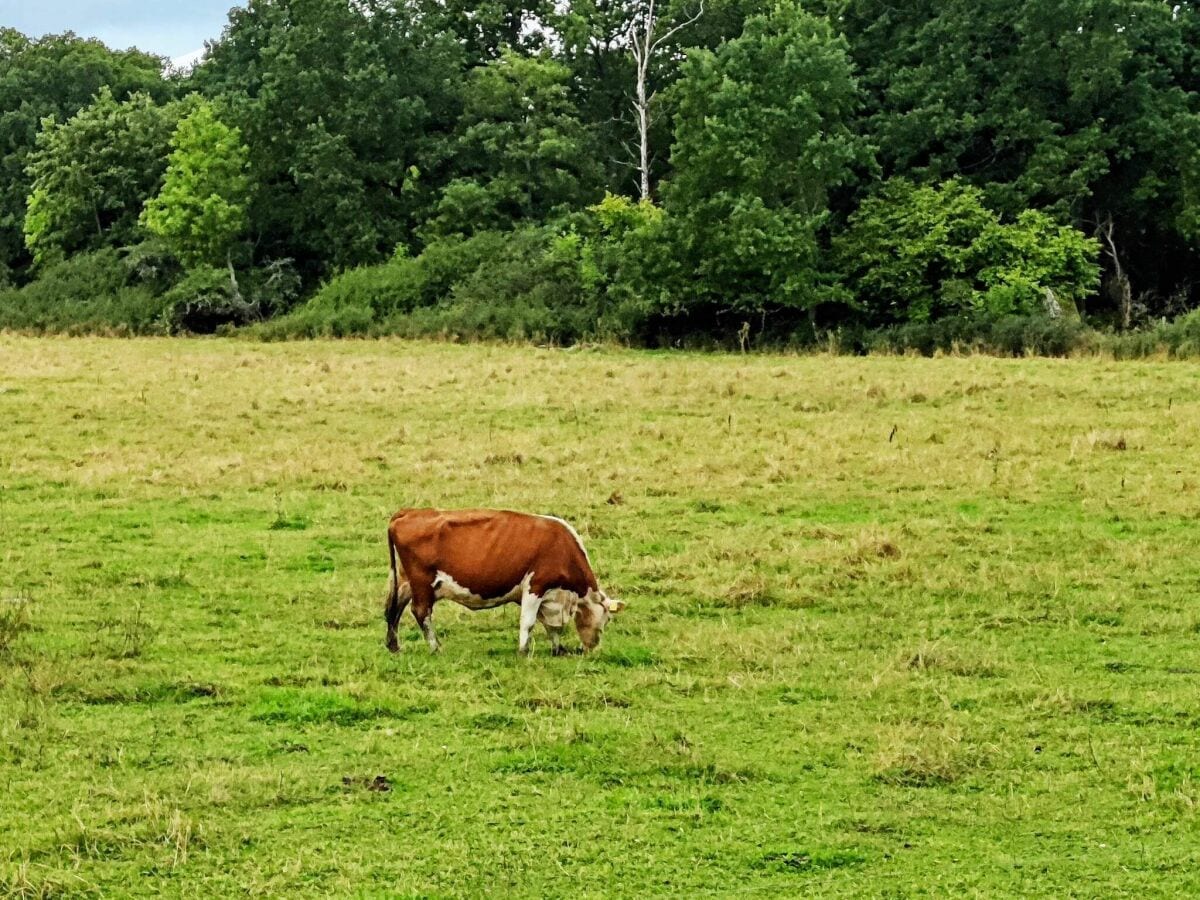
384,526 -> 400,615
384,525 -> 403,651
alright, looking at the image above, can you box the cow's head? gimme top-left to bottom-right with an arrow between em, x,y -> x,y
575,590 -> 626,651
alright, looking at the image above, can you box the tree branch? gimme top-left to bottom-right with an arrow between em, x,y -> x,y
651,1 -> 704,53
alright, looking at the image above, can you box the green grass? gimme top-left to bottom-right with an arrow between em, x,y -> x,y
2,336 -> 1199,896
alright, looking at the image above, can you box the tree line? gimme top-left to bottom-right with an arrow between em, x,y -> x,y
1,0 -> 1197,349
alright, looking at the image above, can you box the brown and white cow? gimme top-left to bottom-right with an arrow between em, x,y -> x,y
384,508 -> 625,655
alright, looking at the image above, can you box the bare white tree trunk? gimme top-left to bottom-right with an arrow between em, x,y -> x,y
1099,214 -> 1132,330
635,21 -> 651,202
629,0 -> 702,202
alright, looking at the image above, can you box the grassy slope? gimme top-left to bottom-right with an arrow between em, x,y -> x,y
1,336 -> 1198,897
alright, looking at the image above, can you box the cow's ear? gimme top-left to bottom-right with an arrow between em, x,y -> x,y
606,597 -> 627,614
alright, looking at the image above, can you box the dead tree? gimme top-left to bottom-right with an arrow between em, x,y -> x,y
1099,214 -> 1133,329
628,0 -> 703,201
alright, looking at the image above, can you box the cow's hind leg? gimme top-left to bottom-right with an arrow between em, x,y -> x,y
409,577 -> 441,653
384,575 -> 412,653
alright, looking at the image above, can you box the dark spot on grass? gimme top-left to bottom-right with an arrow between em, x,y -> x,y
263,674 -> 327,687
342,774 -> 391,792
844,819 -> 900,835
519,696 -> 570,710
1103,661 -> 1140,674
483,452 -> 523,466
66,680 -> 221,706
493,734 -> 617,776
650,794 -> 725,814
146,572 -> 190,590
692,500 -> 724,513
314,480 -> 349,492
873,769 -> 955,788
493,752 -> 572,775
601,645 -> 658,667
0,599 -> 33,653
518,694 -> 631,711
776,686 -> 832,704
595,694 -> 632,708
668,762 -> 758,784
758,850 -> 866,873
251,688 -> 433,725
269,515 -> 310,531
303,553 -> 335,573
470,712 -> 518,730
1071,698 -> 1118,721
322,619 -> 366,630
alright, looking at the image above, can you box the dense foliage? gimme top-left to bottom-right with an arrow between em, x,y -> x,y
834,179 -> 1101,323
140,100 -> 251,269
1,0 -> 1197,347
24,90 -> 180,266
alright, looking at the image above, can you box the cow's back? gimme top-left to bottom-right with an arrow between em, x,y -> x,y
388,508 -> 596,600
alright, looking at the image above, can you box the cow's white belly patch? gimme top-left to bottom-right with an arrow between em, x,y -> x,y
433,570 -> 529,611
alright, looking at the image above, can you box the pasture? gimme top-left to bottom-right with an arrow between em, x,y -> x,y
1,336 -> 1199,897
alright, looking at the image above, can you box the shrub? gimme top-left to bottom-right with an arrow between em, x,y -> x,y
0,249 -> 165,334
577,194 -> 670,340
847,313 -> 1086,357
302,257 -> 425,322
440,227 -> 594,341
264,226 -> 597,341
835,179 -> 1101,323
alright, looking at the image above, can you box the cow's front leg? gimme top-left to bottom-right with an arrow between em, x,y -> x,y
536,594 -> 568,656
418,611 -> 441,653
518,590 -> 543,656
544,624 -> 566,656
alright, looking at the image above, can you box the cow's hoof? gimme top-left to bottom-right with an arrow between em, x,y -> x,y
551,645 -> 569,657
386,640 -> 400,654
518,646 -> 531,657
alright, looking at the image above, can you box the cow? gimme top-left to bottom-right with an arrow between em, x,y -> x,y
383,508 -> 625,656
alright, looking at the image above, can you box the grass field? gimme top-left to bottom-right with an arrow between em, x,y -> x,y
2,336 -> 1199,897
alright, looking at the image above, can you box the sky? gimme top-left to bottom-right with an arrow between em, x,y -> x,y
4,1 -> 245,65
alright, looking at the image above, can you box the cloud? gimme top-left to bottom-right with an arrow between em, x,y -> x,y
169,48 -> 208,72
9,2 -> 242,58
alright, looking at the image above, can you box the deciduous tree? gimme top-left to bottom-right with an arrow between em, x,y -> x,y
425,52 -> 604,236
191,0 -> 464,275
0,30 -> 170,274
140,100 -> 251,269
23,89 -> 177,266
662,3 -> 866,316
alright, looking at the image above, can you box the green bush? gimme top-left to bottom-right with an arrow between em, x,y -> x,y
839,314 -> 1087,357
0,249 -> 165,334
1096,309 -> 1200,359
273,232 -> 510,335
262,226 -> 597,341
439,227 -> 594,341
835,179 -> 1101,323
577,194 -> 670,340
303,257 -> 426,321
